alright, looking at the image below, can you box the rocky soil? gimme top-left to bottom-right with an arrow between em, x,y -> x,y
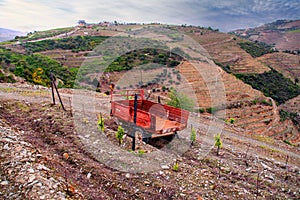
0,83 -> 299,199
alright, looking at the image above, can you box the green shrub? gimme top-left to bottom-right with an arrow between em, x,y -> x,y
97,113 -> 105,132
172,162 -> 179,171
214,133 -> 222,156
190,127 -> 196,145
206,107 -> 216,114
198,108 -> 205,113
116,126 -> 125,145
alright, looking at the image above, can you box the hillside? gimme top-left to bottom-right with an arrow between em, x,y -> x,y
257,52 -> 300,85
1,23 -> 299,143
0,83 -> 299,199
231,19 -> 300,51
0,22 -> 300,199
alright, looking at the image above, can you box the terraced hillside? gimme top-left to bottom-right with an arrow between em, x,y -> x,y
177,61 -> 263,108
1,24 -> 299,144
231,19 -> 300,51
257,52 -> 300,85
38,50 -> 91,69
179,27 -> 270,74
178,60 -> 300,144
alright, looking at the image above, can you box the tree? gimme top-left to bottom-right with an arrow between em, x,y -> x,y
78,20 -> 86,25
167,89 -> 194,112
214,133 -> 222,156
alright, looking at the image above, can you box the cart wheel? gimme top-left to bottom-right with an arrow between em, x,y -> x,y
142,137 -> 150,144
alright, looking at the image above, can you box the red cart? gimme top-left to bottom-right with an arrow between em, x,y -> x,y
110,89 -> 189,140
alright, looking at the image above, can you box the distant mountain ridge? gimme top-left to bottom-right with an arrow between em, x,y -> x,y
0,28 -> 26,42
230,19 -> 300,51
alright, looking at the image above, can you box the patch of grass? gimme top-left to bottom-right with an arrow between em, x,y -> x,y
16,102 -> 30,112
288,29 -> 300,33
253,135 -> 274,144
259,145 -> 280,153
283,140 -> 295,146
138,149 -> 145,156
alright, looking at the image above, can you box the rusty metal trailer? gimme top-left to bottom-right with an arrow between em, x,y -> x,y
110,89 -> 189,140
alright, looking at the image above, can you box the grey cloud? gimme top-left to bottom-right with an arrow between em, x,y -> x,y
0,0 -> 299,32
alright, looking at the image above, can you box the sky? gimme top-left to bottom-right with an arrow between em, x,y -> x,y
0,0 -> 299,32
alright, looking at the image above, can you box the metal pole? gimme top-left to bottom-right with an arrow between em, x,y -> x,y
132,93 -> 138,151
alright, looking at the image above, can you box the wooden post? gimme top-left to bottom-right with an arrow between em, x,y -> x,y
50,73 -> 55,105
50,72 -> 66,111
52,77 -> 66,111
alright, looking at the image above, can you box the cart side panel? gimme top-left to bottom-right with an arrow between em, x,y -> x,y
111,101 -> 131,122
113,100 -> 152,129
163,105 -> 189,129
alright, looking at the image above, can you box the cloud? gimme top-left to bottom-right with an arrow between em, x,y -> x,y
0,0 -> 299,32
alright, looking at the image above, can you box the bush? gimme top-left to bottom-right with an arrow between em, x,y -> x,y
116,126 -> 125,145
97,113 -> 104,132
206,107 -> 216,114
214,133 -> 222,156
190,127 -> 196,145
198,108 -> 205,113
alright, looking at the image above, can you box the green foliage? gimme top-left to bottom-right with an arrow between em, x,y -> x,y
198,108 -> 205,113
214,133 -> 222,156
283,140 -> 295,146
234,69 -> 300,104
226,118 -> 235,124
190,127 -> 196,145
105,48 -> 184,72
279,110 -> 299,130
167,89 -> 194,111
172,162 -> 179,171
0,70 -> 16,83
213,60 -> 232,73
238,41 -> 274,57
206,107 -> 217,114
138,149 -> 145,156
22,36 -> 108,53
261,99 -> 272,106
0,48 -> 77,87
25,27 -> 74,41
214,133 -> 222,148
116,126 -> 125,145
97,113 -> 105,132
